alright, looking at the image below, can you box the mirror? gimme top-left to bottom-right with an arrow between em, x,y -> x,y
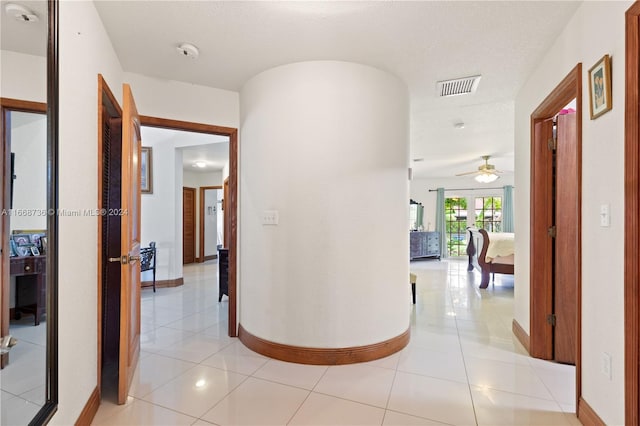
0,1 -> 58,425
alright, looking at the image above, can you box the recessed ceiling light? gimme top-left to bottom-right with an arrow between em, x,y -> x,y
454,122 -> 465,129
194,161 -> 206,168
5,3 -> 39,23
176,43 -> 199,59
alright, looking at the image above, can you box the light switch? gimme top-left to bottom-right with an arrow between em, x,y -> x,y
600,204 -> 610,227
262,210 -> 279,225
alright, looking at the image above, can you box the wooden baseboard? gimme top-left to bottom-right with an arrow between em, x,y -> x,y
578,397 -> 606,426
512,319 -> 531,354
238,324 -> 410,365
141,277 -> 183,289
203,254 -> 217,261
74,386 -> 100,426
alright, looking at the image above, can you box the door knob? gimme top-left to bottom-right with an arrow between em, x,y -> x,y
128,255 -> 140,264
108,256 -> 128,264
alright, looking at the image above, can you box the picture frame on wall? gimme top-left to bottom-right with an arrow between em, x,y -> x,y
588,54 -> 612,119
141,146 -> 153,194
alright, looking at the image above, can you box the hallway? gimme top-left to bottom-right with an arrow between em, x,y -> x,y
92,259 -> 578,425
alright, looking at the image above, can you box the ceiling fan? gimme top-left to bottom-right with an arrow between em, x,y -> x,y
456,155 -> 503,183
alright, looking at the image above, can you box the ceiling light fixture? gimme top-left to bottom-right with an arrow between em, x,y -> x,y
5,3 -> 39,23
194,161 -> 206,168
454,122 -> 465,129
474,172 -> 500,183
176,42 -> 200,59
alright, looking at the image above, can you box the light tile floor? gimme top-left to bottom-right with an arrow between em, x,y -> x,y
0,314 -> 47,425
93,258 -> 579,426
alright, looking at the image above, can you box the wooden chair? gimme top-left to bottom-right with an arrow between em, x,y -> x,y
140,242 -> 157,292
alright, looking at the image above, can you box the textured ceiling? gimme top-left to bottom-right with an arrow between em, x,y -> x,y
2,1 -> 583,179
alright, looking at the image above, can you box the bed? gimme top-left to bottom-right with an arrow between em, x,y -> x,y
466,227 -> 514,289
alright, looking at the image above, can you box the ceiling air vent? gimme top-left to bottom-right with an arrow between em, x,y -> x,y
436,75 -> 481,97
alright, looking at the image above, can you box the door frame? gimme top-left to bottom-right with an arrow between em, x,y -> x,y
96,75 -> 123,393
529,64 -> 582,409
140,116 -> 238,337
182,186 -> 197,264
625,2 -> 640,423
199,185 -> 222,262
1,98 -> 47,369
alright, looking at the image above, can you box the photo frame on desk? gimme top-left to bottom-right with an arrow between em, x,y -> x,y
588,54 -> 612,119
141,146 -> 153,194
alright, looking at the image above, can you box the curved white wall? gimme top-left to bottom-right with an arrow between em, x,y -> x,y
240,61 -> 410,348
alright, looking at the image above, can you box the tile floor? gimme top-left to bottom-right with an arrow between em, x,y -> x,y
0,313 -> 47,425
91,258 -> 579,426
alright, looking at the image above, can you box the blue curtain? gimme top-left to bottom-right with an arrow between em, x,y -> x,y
502,185 -> 514,233
435,188 -> 447,258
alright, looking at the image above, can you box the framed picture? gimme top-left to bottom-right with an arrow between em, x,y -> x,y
9,240 -> 17,257
41,236 -> 48,254
141,146 -> 153,194
16,246 -> 31,257
12,234 -> 32,246
31,246 -> 40,256
588,54 -> 612,119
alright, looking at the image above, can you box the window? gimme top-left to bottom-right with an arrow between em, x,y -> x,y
445,197 -> 467,256
475,197 -> 502,232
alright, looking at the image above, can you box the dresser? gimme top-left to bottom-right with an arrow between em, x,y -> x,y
10,255 -> 46,326
410,231 -> 441,260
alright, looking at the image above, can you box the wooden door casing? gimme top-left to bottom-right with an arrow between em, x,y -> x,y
183,187 -> 196,264
118,84 -> 142,404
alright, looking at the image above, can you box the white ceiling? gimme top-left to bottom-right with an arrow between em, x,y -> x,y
2,1 -> 584,180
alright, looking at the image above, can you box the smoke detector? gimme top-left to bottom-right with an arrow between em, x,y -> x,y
5,3 -> 39,23
176,43 -> 199,59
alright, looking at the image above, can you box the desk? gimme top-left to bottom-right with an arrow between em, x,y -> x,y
10,255 -> 46,326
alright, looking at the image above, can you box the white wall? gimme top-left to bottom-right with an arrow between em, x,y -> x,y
56,1 -> 124,423
240,61 -> 410,347
513,2 -> 632,423
204,189 -> 219,256
10,113 -> 47,231
0,50 -> 46,103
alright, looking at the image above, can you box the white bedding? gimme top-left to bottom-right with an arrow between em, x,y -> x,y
485,232 -> 515,262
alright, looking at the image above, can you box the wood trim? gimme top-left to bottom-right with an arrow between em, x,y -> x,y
96,74 -> 122,395
511,319 -> 531,354
0,99 -> 47,371
0,98 -> 47,113
137,116 -> 238,337
238,324 -> 410,365
74,386 -> 100,426
141,277 -> 183,289
228,130 -> 238,337
140,115 -> 236,136
203,254 -> 217,261
530,63 -> 582,409
199,185 -> 222,263
626,3 -> 640,425
578,397 -> 606,426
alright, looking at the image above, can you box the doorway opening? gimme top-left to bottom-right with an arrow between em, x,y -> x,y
529,64 -> 582,413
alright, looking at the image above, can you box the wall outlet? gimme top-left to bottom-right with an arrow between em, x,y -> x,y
602,352 -> 612,380
262,210 -> 279,225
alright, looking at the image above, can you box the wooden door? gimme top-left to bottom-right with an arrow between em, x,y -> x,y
554,111 -> 578,364
223,177 -> 229,248
118,84 -> 142,404
530,119 -> 555,360
183,187 -> 196,264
